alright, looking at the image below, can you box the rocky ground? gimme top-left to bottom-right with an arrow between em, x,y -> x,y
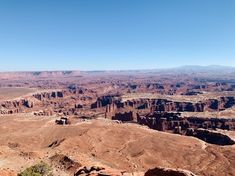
0,71 -> 235,175
0,115 -> 234,175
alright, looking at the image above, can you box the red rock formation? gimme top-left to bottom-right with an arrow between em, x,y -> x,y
112,111 -> 136,122
145,167 -> 197,176
0,99 -> 34,114
33,91 -> 64,100
102,97 -> 235,115
191,128 -> 235,145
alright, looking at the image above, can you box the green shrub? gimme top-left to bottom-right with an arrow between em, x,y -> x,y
18,161 -> 53,176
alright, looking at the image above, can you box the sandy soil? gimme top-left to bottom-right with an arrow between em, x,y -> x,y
0,87 -> 38,100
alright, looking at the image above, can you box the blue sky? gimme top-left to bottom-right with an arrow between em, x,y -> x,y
0,0 -> 234,71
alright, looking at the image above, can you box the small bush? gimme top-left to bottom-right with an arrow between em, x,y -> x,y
18,161 -> 53,176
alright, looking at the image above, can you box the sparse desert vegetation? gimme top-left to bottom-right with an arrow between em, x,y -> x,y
18,162 -> 52,176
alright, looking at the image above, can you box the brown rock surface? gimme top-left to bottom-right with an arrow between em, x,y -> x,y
50,154 -> 82,173
0,115 -> 234,175
144,167 -> 197,176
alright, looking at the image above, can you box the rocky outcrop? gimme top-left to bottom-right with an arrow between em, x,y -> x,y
145,167 -> 197,176
33,91 -> 64,100
137,112 -> 184,131
138,112 -> 235,131
48,139 -> 65,148
0,99 -> 34,114
0,108 -> 21,115
22,99 -> 34,108
103,97 -> 235,115
34,109 -> 53,116
187,117 -> 235,130
74,166 -> 105,176
75,104 -> 83,109
150,97 -> 235,112
7,90 -> 86,116
137,112 -> 235,145
50,154 -> 81,173
146,83 -> 165,90
91,95 -> 117,109
67,86 -> 85,94
52,91 -> 64,98
189,128 -> 235,145
112,111 -> 136,122
0,99 -> 33,109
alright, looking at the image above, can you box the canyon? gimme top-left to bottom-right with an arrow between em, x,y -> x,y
0,70 -> 235,175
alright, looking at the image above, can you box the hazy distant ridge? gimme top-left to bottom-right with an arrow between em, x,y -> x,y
0,65 -> 235,78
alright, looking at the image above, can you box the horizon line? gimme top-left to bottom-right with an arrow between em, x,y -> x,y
0,64 -> 235,73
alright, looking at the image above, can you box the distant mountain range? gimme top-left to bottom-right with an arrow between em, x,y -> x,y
0,65 -> 234,78
171,65 -> 235,71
